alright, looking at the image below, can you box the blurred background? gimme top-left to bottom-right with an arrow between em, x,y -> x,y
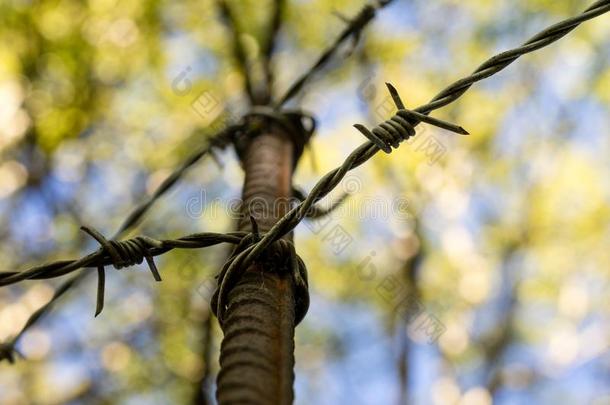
0,0 -> 609,403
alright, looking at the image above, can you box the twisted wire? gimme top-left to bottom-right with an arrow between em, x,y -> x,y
80,226 -> 163,316
211,232 -> 309,325
115,126 -> 238,237
276,0 -> 396,107
415,0 -> 610,115
292,186 -> 349,219
1,0 -> 608,363
0,125 -> 239,363
213,83 -> 468,319
0,107 -> 312,361
355,83 -> 468,153
0,229 -> 248,363
216,0 -> 257,103
0,231 -> 249,287
211,0 -> 610,319
0,107 -> 311,363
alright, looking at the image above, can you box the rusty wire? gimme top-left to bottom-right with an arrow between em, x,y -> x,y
1,0 -> 608,364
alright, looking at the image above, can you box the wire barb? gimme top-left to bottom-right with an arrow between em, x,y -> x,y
81,226 -> 163,316
249,215 -> 260,240
354,83 -> 468,153
96,266 -> 106,317
276,0 -> 396,107
205,1 -> 610,301
1,0 -> 608,365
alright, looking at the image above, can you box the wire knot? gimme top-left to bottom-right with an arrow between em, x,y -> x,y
210,232 -> 309,327
354,83 -> 469,154
236,107 -> 317,169
80,226 -> 163,317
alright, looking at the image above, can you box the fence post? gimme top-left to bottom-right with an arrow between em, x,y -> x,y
215,120 -> 298,404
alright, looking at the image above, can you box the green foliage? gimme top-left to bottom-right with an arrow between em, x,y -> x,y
0,0 -> 608,403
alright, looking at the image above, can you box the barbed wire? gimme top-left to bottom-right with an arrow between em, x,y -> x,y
114,127 -> 238,238
211,0 -> 610,321
261,0 -> 287,104
216,0 -> 257,103
1,0 -> 608,364
276,0 -> 396,107
0,0 -> 396,364
0,105 -> 318,363
0,227 -> 248,318
0,127 -> 239,363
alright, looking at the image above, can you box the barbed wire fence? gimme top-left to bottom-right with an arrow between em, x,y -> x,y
1,0 -> 609,363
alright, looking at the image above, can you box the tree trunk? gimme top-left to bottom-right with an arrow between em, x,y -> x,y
215,122 -> 296,404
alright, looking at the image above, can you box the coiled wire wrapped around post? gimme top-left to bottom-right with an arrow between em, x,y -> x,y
210,230 -> 309,326
209,83 -> 469,316
234,106 -> 317,170
2,0 -> 608,364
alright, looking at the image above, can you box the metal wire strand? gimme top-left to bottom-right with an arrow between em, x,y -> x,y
0,231 -> 249,362
216,0 -> 257,103
416,0 -> 610,115
276,0 -> 397,107
212,84 -> 468,318
355,83 -> 468,153
211,235 -> 309,325
80,226 -> 163,316
0,107 -> 311,362
1,0 -> 608,364
0,0 -> 391,363
292,186 -> 349,219
0,232 -> 250,287
0,127 -> 239,362
115,126 -> 238,237
211,1 -> 610,318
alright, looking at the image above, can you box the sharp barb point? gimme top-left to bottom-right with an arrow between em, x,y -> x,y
95,266 -> 105,317
385,82 -> 405,109
146,256 -> 162,282
249,215 -> 260,238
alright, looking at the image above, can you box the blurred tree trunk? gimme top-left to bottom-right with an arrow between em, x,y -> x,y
215,123 -> 297,404
397,228 -> 423,405
483,240 -> 523,398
